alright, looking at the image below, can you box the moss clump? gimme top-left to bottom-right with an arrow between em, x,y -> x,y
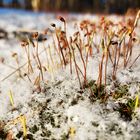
91,121 -> 99,127
115,98 -> 135,121
61,132 -> 69,140
40,111 -> 56,127
46,113 -> 55,127
29,125 -> 39,134
83,80 -> 96,89
71,95 -> 84,106
23,134 -> 35,140
16,131 -> 23,138
85,80 -> 106,102
41,130 -> 52,137
127,98 -> 135,110
113,85 -> 129,99
0,129 -> 7,139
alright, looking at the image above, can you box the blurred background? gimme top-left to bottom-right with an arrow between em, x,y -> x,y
0,0 -> 140,14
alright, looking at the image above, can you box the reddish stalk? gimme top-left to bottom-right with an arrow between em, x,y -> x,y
59,16 -> 72,74
71,45 -> 82,88
129,53 -> 140,68
104,48 -> 109,86
97,50 -> 105,92
12,53 -> 22,78
124,10 -> 140,67
21,40 -> 33,74
51,23 -> 67,66
76,43 -> 87,86
32,32 -> 44,81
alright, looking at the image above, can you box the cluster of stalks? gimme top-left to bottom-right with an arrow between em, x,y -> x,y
2,10 -> 140,94
20,32 -> 47,89
96,11 -> 140,91
1,10 -> 140,140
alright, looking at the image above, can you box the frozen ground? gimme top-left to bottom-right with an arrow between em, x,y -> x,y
0,8 -> 140,140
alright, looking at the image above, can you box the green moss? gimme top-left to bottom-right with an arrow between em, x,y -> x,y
91,121 -> 99,127
84,80 -> 96,89
71,99 -> 78,106
23,134 -> 35,140
127,98 -> 135,110
46,130 -> 52,137
29,125 -> 39,134
85,80 -> 106,102
115,98 -> 135,121
61,132 -> 69,140
16,131 -> 23,139
51,138 -> 57,140
0,129 -> 7,139
41,112 -> 56,127
114,85 -> 129,99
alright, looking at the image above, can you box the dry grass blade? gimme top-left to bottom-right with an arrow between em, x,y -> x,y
1,48 -> 47,82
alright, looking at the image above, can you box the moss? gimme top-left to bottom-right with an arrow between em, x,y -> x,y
29,125 -> 39,134
41,129 -> 52,137
40,111 -> 56,127
115,98 -> 135,121
85,80 -> 106,102
61,132 -> 69,140
16,131 -> 23,138
41,131 -> 45,137
46,130 -> 52,137
49,116 -> 55,127
71,99 -> 78,106
109,123 -> 118,132
56,124 -> 61,128
127,98 -> 135,110
83,80 -> 96,89
51,138 -> 57,140
91,121 -> 99,127
23,134 -> 35,140
41,130 -> 52,138
113,85 -> 129,99
0,129 -> 7,139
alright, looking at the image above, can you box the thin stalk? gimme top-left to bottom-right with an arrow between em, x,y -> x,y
52,24 -> 67,66
71,45 -> 82,88
112,44 -> 118,80
24,45 -> 33,74
1,48 -> 48,82
42,40 -> 50,67
15,55 -> 22,78
104,48 -> 109,86
52,36 -> 63,66
97,53 -> 104,89
129,53 -> 140,68
76,43 -> 87,86
35,39 -> 44,81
